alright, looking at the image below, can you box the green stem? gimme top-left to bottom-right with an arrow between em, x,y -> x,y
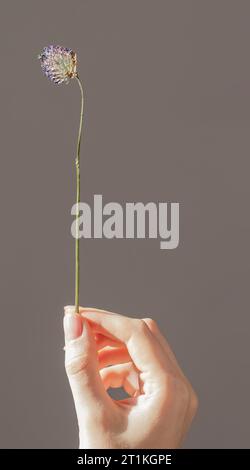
75,76 -> 84,313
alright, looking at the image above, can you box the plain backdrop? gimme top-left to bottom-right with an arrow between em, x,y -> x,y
0,0 -> 249,448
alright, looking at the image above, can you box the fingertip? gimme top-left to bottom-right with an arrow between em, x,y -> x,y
64,305 -> 77,315
63,309 -> 83,342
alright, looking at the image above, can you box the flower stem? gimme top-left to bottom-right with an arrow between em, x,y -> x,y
75,76 -> 84,313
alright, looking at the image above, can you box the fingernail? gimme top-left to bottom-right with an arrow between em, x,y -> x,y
64,306 -> 83,342
64,305 -> 76,315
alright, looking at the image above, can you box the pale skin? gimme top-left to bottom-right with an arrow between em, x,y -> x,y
63,306 -> 198,449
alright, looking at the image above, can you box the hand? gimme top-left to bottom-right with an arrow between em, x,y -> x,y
63,306 -> 198,449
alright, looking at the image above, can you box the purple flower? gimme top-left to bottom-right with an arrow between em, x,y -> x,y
38,45 -> 77,85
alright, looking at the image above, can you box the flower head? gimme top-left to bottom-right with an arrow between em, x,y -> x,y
38,45 -> 77,85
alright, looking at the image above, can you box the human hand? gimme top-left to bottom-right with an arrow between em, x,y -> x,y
63,306 -> 198,449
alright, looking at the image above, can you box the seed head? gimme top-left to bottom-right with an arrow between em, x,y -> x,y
38,45 -> 77,85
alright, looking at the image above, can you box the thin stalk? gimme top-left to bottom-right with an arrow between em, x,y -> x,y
75,76 -> 84,313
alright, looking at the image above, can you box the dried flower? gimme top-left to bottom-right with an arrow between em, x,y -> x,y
38,45 -> 84,313
38,45 -> 77,85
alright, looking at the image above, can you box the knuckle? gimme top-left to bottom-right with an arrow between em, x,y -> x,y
177,378 -> 190,406
133,318 -> 149,334
190,389 -> 199,415
65,353 -> 89,377
143,317 -> 158,331
159,374 -> 190,409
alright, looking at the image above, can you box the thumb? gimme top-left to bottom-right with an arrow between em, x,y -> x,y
63,306 -> 108,419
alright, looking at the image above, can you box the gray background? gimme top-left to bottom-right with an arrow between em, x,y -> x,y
0,0 -> 249,449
